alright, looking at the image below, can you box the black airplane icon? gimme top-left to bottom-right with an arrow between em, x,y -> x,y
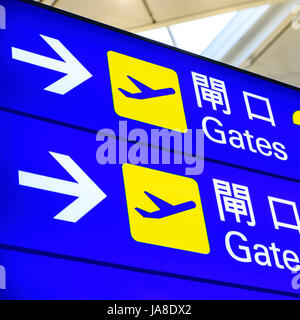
135,191 -> 196,219
119,76 -> 175,100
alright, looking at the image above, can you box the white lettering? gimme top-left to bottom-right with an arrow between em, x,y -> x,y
225,231 -> 300,272
202,116 -> 288,161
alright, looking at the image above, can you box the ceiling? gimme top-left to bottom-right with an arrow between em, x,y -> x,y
248,25 -> 300,87
35,0 -> 300,88
36,0 -> 282,31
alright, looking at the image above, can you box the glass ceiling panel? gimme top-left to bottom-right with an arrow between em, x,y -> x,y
138,27 -> 174,46
169,11 -> 237,54
138,4 -> 271,59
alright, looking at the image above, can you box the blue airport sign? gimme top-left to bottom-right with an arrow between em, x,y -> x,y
0,0 -> 299,181
0,110 -> 299,296
0,248 -> 296,300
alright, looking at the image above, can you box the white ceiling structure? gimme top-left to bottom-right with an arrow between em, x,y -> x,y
35,0 -> 300,88
36,0 -> 281,31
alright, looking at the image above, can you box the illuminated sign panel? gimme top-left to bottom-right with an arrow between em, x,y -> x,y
1,248 -> 296,300
0,0 -> 299,180
0,110 -> 299,296
0,0 -> 300,298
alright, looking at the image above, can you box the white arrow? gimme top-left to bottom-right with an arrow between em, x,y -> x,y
18,152 -> 106,223
12,35 -> 92,95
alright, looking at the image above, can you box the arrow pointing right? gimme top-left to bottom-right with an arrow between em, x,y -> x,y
12,35 -> 92,95
18,151 -> 106,223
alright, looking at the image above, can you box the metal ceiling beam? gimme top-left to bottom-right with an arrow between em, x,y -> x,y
128,0 -> 285,32
219,0 -> 300,67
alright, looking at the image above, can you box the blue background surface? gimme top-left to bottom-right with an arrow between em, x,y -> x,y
0,0 -> 300,299
0,109 -> 299,297
0,0 -> 299,180
0,248 -> 296,300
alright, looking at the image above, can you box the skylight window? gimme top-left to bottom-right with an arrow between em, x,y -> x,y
138,4 -> 271,59
169,11 -> 237,54
138,27 -> 174,46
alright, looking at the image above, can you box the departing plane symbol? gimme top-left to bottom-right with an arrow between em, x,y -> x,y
135,191 -> 196,219
119,76 -> 175,100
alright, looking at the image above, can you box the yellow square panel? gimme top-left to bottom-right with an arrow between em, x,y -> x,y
107,51 -> 187,132
123,164 -> 210,254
